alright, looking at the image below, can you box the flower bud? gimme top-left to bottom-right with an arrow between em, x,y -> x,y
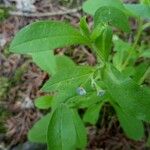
76,87 -> 87,96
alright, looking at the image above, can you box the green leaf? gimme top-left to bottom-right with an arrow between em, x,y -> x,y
95,26 -> 113,61
42,66 -> 94,92
28,113 -> 51,143
94,6 -> 130,32
10,21 -> 88,53
112,38 -> 132,71
125,4 -> 150,19
140,0 -> 150,5
103,64 -> 150,122
90,24 -> 105,41
83,0 -> 126,16
72,110 -> 87,149
47,104 -> 76,150
132,62 -> 149,83
83,102 -> 103,125
80,16 -> 90,38
55,55 -> 76,70
113,103 -> 144,140
35,95 -> 53,109
140,49 -> 150,58
31,53 -> 75,76
31,51 -> 56,75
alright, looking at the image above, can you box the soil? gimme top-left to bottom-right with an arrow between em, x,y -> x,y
0,0 -> 150,150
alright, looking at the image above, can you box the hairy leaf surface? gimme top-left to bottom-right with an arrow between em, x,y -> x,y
125,4 -> 150,19
83,0 -> 125,15
35,95 -> 53,109
42,66 -> 94,92
10,21 -> 88,53
83,102 -> 103,125
103,64 -> 150,122
47,104 -> 76,150
28,113 -> 51,143
72,110 -> 87,149
114,104 -> 144,140
94,6 -> 130,32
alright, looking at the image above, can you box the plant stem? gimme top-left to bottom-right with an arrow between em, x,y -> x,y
139,67 -> 150,85
122,20 -> 143,69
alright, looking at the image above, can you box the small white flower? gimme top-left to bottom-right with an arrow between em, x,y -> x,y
76,87 -> 87,96
97,89 -> 105,97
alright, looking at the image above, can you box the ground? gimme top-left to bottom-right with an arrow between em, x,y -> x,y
0,0 -> 150,150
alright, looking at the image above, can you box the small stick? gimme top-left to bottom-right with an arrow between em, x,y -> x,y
9,7 -> 82,17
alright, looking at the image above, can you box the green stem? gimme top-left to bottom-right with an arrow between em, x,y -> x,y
139,67 -> 150,85
122,20 -> 143,70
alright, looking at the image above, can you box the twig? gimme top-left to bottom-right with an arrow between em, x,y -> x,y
9,7 -> 82,17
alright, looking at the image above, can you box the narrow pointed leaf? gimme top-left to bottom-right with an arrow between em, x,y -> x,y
95,26 -> 113,60
80,16 -> 90,38
72,110 -> 87,149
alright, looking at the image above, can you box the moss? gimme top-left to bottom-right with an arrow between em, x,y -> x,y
11,62 -> 28,85
0,77 -> 10,101
0,7 -> 9,21
0,107 -> 10,133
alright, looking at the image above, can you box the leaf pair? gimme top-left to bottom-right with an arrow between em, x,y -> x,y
47,104 -> 87,150
29,104 -> 87,150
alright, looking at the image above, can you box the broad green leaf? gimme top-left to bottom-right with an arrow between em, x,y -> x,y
103,64 -> 150,122
83,0 -> 150,20
47,104 -> 76,150
55,55 -> 76,69
140,49 -> 150,58
82,0 -> 125,16
121,66 -> 135,78
72,110 -> 87,149
132,62 -> 149,83
112,38 -> 132,71
125,4 -> 150,19
94,6 -> 130,32
31,51 -> 56,75
113,103 -> 144,140
35,95 -> 53,109
31,54 -> 75,76
10,21 -> 88,53
42,66 -> 94,92
95,26 -> 113,61
28,113 -> 51,143
83,102 -> 103,125
80,16 -> 90,38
